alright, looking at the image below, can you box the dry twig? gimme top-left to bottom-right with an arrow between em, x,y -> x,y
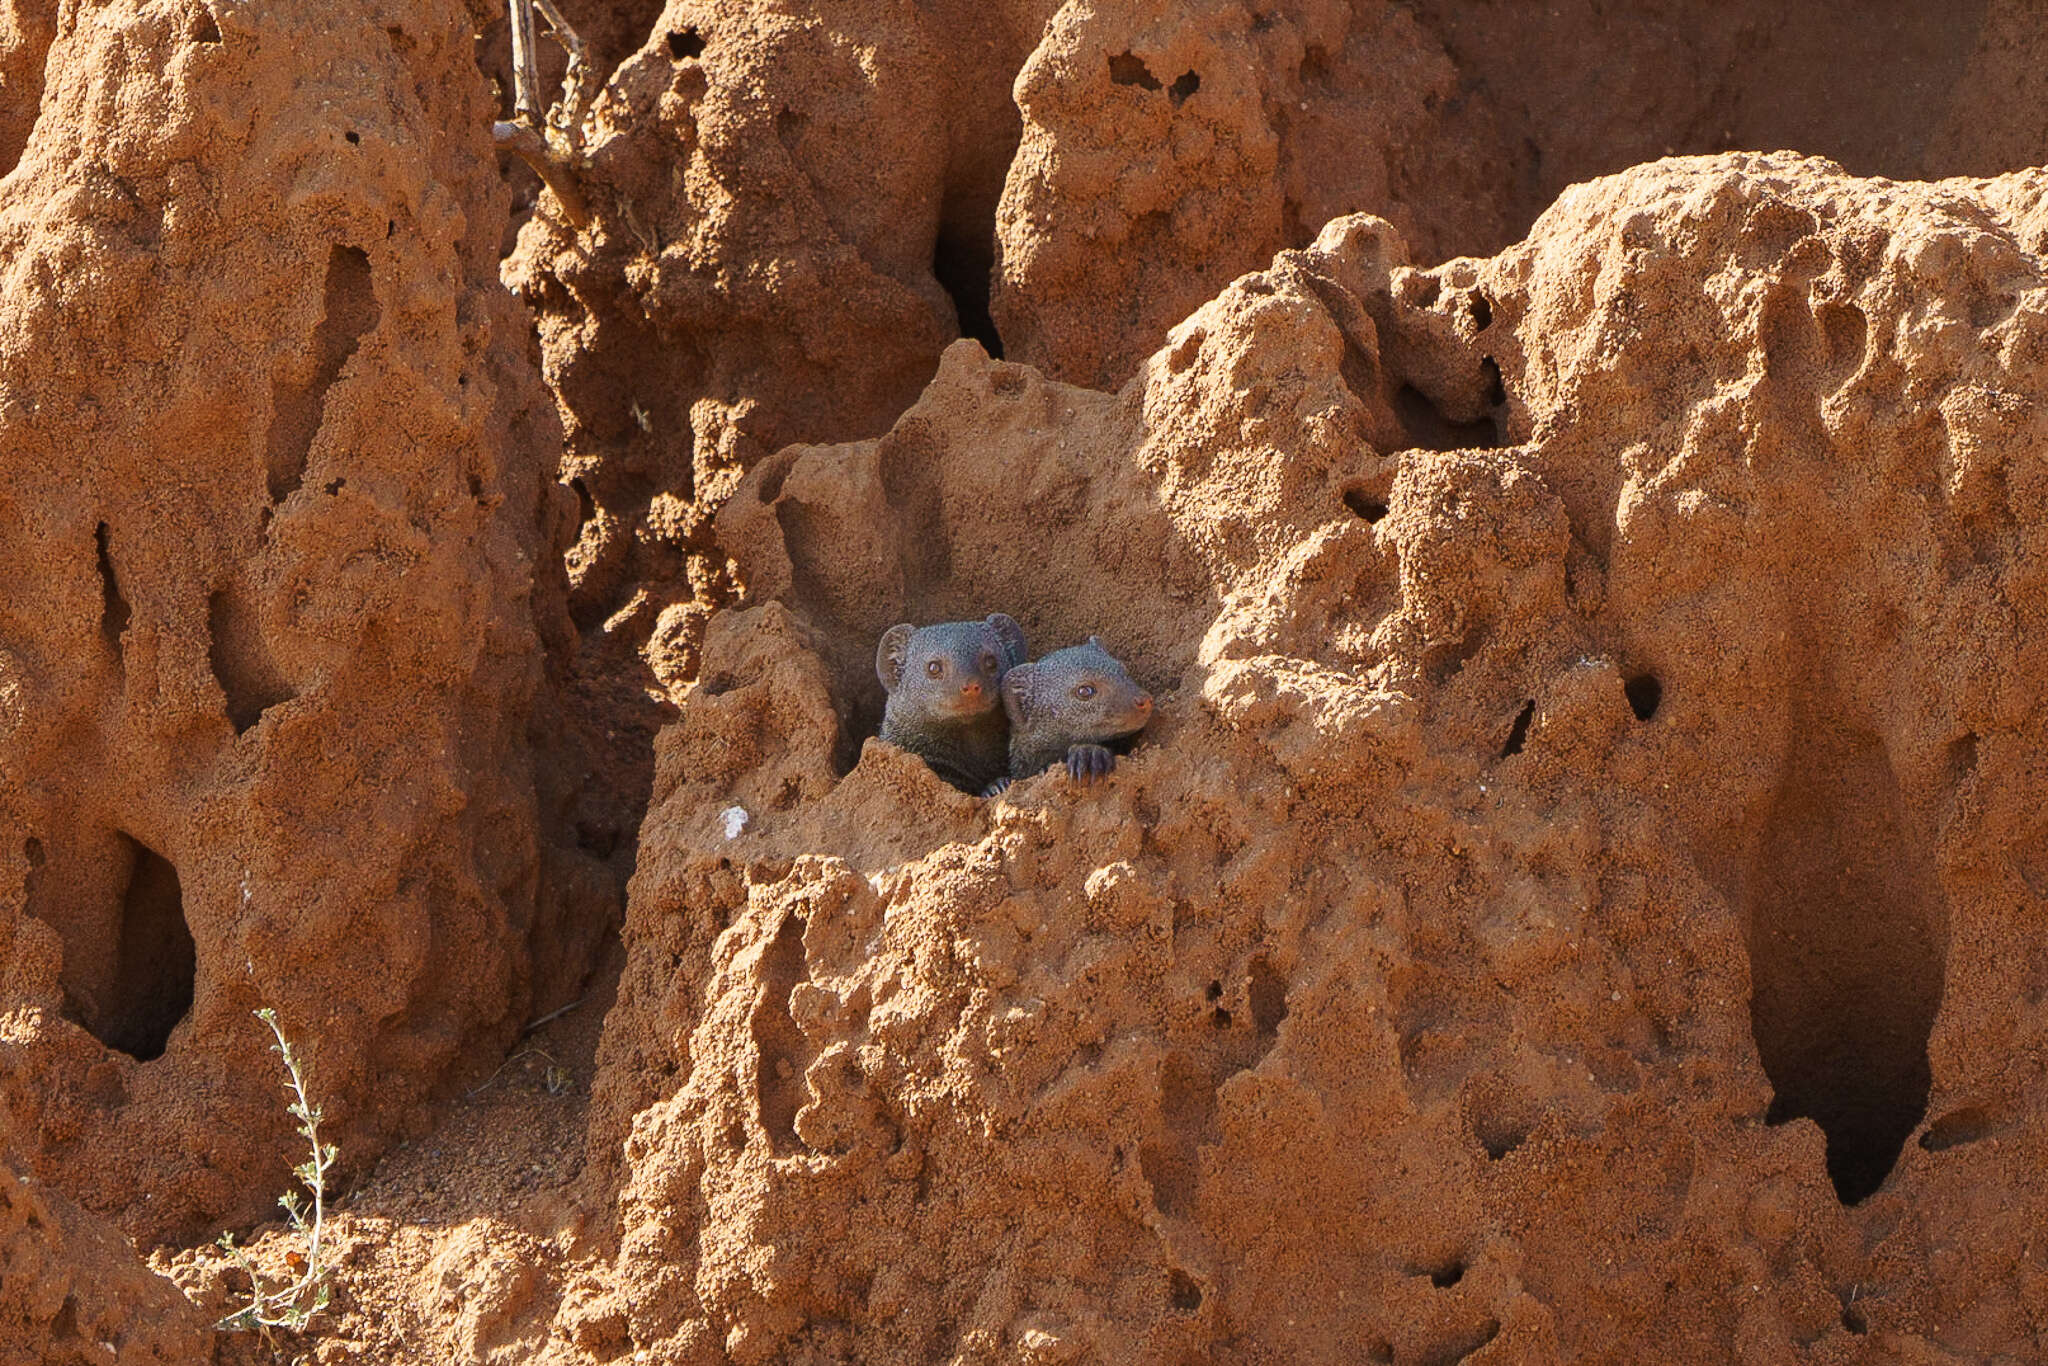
496,0 -> 596,227
215,1009 -> 338,1339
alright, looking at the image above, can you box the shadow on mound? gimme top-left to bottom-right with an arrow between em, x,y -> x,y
1747,714 -> 1943,1205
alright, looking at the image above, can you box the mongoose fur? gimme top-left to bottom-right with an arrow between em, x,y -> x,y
989,637 -> 1153,794
876,614 -> 1028,793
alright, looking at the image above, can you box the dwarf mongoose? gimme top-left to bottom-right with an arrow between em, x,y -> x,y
990,637 -> 1152,793
876,614 -> 1028,792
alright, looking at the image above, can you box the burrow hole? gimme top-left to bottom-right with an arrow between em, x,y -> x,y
1499,699 -> 1535,757
933,212 -> 1004,359
1481,356 -> 1507,407
1468,1080 -> 1535,1160
69,836 -> 194,1062
1108,52 -> 1161,91
94,522 -> 130,649
1749,722 -> 1942,1205
1623,673 -> 1662,721
1168,70 -> 1199,105
750,911 -> 811,1155
189,7 -> 220,42
266,244 -> 379,504
1404,274 -> 1441,308
1468,293 -> 1493,330
1168,1269 -> 1202,1312
208,588 -> 296,735
1412,1254 -> 1466,1289
1475,1114 -> 1530,1161
1342,486 -> 1390,523
667,27 -> 705,59
1394,383 -> 1502,452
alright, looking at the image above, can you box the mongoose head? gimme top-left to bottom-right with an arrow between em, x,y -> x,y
876,614 -> 1029,721
1001,637 -> 1153,742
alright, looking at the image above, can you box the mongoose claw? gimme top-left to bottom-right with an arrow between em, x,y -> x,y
1066,744 -> 1116,783
982,777 -> 1012,798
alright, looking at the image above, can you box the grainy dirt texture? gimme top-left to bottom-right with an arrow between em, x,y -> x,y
500,0 -> 1061,705
0,1154 -> 214,1364
0,0 -> 56,177
508,0 -> 2048,741
568,158 -> 2048,1362
993,0 -> 2048,392
0,0 -> 614,1252
5,0 -> 2048,1363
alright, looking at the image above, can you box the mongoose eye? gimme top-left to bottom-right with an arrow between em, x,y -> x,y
1074,684 -> 1096,700
980,653 -> 997,673
925,659 -> 944,678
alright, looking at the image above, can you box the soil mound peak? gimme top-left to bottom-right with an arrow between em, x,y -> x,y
575,156 -> 2048,1361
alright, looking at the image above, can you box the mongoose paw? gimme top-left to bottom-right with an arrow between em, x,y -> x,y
982,777 -> 1012,798
1066,744 -> 1116,784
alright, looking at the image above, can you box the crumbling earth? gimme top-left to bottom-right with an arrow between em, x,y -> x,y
4,1 -> 2048,1364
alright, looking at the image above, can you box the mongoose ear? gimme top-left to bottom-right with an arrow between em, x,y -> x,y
1001,664 -> 1035,726
1087,634 -> 1104,650
986,613 -> 1028,667
876,624 -> 916,691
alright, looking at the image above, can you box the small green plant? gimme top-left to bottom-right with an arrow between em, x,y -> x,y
215,1007 -> 338,1337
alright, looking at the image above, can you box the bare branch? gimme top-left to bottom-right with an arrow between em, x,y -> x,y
493,120 -> 592,229
506,0 -> 542,122
215,1008 -> 339,1336
530,0 -> 598,134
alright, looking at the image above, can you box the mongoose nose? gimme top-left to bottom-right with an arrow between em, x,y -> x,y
1135,693 -> 1153,713
959,680 -> 983,700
